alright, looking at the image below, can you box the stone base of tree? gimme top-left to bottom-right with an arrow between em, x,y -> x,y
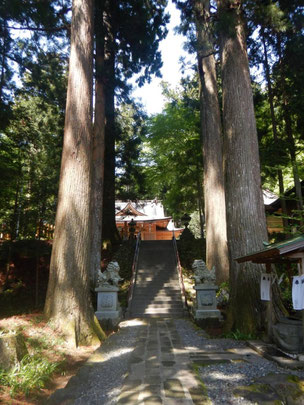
95,286 -> 122,328
0,332 -> 28,370
272,317 -> 304,354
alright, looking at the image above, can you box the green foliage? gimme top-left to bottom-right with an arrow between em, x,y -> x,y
0,240 -> 51,316
177,236 -> 206,270
0,354 -> 60,397
0,51 -> 66,239
0,0 -> 69,128
250,0 -> 304,205
222,329 -> 257,341
115,102 -> 148,200
112,240 -> 136,309
143,76 -> 203,220
113,240 -> 136,281
216,282 -> 230,308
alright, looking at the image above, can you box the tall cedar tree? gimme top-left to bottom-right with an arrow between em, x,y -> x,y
217,0 -> 269,333
100,0 -> 168,248
0,0 -> 68,129
193,0 -> 229,283
90,0 -> 106,285
45,0 -> 105,346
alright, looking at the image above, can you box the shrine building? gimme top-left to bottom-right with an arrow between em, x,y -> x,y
115,200 -> 183,241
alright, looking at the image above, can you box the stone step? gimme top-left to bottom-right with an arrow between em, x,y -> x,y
129,240 -> 184,319
132,295 -> 183,301
136,278 -> 178,282
135,284 -> 180,288
135,281 -> 180,286
131,313 -> 183,318
133,295 -> 182,301
136,279 -> 179,284
132,308 -> 183,315
134,289 -> 181,294
134,288 -> 181,294
132,302 -> 183,309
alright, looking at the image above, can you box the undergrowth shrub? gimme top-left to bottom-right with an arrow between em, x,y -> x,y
0,354 -> 60,397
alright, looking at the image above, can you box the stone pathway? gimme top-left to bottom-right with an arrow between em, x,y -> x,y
117,318 -> 208,405
47,317 -> 304,404
47,318 -> 208,405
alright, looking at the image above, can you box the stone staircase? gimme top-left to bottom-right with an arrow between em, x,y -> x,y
130,240 -> 185,318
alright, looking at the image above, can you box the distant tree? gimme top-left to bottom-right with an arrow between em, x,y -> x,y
0,51 -> 66,240
0,0 -> 69,129
144,79 -> 204,226
44,0 -> 105,346
115,102 -> 148,201
248,0 -> 304,229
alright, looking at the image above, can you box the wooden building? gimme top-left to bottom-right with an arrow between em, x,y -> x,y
264,182 -> 304,234
115,200 -> 183,241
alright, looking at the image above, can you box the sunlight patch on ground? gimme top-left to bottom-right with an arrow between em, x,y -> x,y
207,370 -> 245,383
121,319 -> 147,327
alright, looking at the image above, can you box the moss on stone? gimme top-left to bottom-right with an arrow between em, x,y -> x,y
234,383 -> 272,395
190,364 -> 213,404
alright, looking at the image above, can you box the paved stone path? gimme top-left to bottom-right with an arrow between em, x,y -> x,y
117,318 -> 207,405
47,318 -> 208,405
47,317 -> 304,404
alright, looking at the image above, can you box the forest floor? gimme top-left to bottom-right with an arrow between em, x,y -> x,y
0,312 -> 103,405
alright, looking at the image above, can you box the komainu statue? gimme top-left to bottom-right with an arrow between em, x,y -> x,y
96,261 -> 122,287
192,260 -> 216,285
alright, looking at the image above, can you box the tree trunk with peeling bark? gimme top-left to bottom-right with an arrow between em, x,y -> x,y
45,0 -> 105,346
217,0 -> 269,333
90,0 -> 106,286
101,1 -> 121,248
193,0 -> 229,284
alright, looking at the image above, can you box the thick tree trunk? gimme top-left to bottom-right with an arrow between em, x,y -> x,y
218,0 -> 268,333
194,0 -> 229,284
102,3 -> 120,248
90,0 -> 106,286
102,55 -> 119,247
44,0 -> 105,346
261,30 -> 288,231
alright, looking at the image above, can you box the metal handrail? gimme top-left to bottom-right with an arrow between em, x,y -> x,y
125,232 -> 141,317
172,236 -> 188,310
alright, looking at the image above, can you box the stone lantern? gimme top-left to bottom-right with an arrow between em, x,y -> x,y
128,218 -> 136,239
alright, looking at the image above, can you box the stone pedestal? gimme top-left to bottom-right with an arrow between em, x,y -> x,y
95,286 -> 122,327
194,284 -> 222,320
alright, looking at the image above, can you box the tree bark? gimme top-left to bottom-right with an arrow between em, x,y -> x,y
101,2 -> 120,248
193,0 -> 229,284
261,30 -> 288,231
217,0 -> 269,333
90,0 -> 106,285
44,0 -> 105,346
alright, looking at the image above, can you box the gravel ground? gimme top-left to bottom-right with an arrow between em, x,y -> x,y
73,319 -> 146,405
48,319 -> 146,405
175,318 -> 304,405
